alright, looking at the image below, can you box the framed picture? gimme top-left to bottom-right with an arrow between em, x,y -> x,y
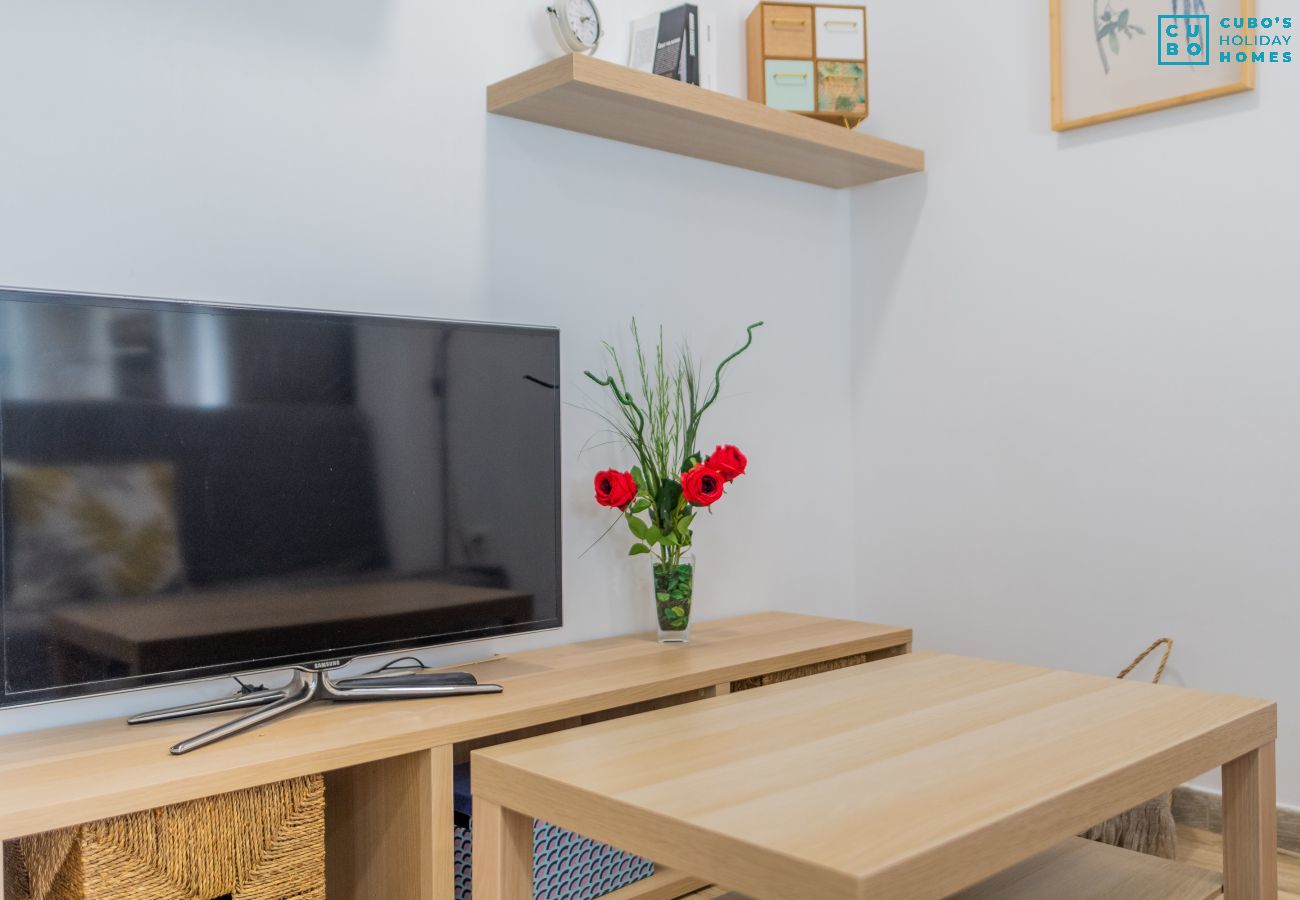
1050,0 -> 1256,131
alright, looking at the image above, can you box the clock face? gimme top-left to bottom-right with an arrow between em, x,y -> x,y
564,0 -> 599,47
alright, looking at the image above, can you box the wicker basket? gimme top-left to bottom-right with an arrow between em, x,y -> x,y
1082,639 -> 1178,859
729,651 -> 884,692
3,774 -> 325,900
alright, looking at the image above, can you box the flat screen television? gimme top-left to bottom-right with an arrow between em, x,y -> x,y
0,287 -> 562,708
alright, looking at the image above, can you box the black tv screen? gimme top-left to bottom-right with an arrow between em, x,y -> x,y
0,288 -> 562,706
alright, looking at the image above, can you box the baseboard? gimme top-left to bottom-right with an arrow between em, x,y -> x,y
1172,785 -> 1300,853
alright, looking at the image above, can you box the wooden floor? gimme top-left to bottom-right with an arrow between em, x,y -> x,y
1176,825 -> 1300,900
679,827 -> 1300,899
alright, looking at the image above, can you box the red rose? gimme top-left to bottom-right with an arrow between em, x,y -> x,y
706,445 -> 747,482
681,463 -> 724,506
594,469 -> 638,509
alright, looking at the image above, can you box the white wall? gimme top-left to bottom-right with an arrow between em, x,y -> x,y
851,2 -> 1300,802
0,0 -> 856,733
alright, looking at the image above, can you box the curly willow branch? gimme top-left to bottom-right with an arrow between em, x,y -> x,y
583,370 -> 650,467
697,321 -> 763,418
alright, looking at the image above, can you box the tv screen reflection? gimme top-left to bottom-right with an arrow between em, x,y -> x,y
0,292 -> 561,704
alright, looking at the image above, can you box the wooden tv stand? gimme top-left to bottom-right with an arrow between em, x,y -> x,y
0,612 -> 910,900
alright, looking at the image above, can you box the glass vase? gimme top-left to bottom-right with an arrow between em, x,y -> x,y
652,554 -> 694,643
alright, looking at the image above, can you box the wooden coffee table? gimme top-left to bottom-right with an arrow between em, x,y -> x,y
471,652 -> 1277,899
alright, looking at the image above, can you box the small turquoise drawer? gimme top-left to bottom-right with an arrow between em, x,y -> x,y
764,59 -> 814,111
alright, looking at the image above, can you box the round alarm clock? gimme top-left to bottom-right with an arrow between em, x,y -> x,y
546,0 -> 602,54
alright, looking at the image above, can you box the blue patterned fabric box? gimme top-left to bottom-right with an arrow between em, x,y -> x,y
453,764 -> 654,900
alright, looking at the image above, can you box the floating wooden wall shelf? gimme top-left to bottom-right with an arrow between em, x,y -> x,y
486,54 -> 923,189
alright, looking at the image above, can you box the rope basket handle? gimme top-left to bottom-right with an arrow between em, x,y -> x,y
1116,637 -> 1173,684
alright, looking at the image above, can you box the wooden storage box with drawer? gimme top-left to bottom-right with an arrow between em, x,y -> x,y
747,2 -> 869,126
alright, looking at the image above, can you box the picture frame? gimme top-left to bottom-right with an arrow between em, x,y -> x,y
1050,0 -> 1256,131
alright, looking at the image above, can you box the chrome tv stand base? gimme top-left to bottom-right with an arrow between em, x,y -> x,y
128,663 -> 502,755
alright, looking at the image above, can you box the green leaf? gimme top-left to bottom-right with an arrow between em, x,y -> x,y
631,466 -> 645,488
628,543 -> 651,556
1096,21 -> 1115,38
630,498 -> 651,513
1108,31 -> 1119,53
671,606 -> 686,618
655,480 -> 683,530
626,515 -> 650,541
656,591 -> 670,602
1116,9 -> 1129,28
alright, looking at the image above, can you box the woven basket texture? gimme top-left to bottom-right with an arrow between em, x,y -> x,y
4,774 -> 324,900
730,652 -> 875,692
1083,638 -> 1179,859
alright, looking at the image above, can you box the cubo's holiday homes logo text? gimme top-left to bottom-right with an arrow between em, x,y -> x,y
1218,15 -> 1293,64
1158,13 -> 1293,65
1158,14 -> 1210,64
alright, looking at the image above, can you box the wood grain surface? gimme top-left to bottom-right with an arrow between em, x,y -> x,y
473,652 -> 1274,899
487,54 -> 923,188
0,612 -> 909,840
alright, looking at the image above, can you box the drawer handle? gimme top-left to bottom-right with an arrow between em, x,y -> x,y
823,19 -> 859,29
769,17 -> 807,27
771,72 -> 808,82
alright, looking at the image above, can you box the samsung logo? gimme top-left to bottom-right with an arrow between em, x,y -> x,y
309,659 -> 345,670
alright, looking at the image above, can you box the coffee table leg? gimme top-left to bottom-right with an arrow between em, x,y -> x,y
473,798 -> 534,899
1222,741 -> 1278,899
